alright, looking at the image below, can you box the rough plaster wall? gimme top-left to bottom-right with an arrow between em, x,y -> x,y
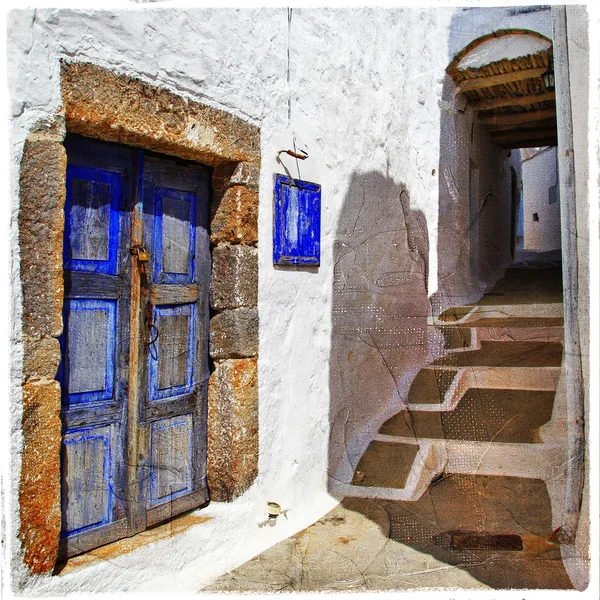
457,34 -> 551,69
522,147 -> 561,252
470,119 -> 521,290
8,4 -> 590,594
447,5 -> 553,58
7,6 -> 456,593
434,88 -> 521,313
287,7 -> 453,490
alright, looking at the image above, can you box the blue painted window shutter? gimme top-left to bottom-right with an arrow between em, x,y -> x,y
273,175 -> 321,265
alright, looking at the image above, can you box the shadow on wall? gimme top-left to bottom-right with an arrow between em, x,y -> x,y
328,171 -> 429,488
339,482 -> 573,591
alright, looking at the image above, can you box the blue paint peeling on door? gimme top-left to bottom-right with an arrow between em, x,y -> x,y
60,298 -> 117,405
151,187 -> 197,284
148,415 -> 194,507
273,175 -> 321,265
62,427 -> 115,536
65,165 -> 122,274
141,155 -> 210,520
148,303 -> 196,401
58,137 -> 134,557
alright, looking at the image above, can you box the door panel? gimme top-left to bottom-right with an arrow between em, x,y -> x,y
142,155 -> 210,526
154,188 -> 196,280
59,136 -> 211,557
59,138 -> 134,559
150,304 -> 195,399
64,299 -> 117,400
148,414 -> 194,508
65,166 -> 121,273
62,425 -> 117,535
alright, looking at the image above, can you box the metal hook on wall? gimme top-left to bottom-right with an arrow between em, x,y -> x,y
277,148 -> 309,160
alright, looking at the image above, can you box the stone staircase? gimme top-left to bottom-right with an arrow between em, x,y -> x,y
337,266 -> 566,508
331,266 -> 573,588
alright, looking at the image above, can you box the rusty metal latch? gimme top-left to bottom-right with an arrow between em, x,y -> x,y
131,245 -> 150,263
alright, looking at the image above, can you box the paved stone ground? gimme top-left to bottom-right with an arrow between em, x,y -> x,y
204,500 -> 491,592
205,481 -> 572,593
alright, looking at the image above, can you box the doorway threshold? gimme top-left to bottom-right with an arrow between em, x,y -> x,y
55,511 -> 213,576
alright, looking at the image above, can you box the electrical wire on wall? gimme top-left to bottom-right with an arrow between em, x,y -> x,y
287,7 -> 292,126
281,8 -> 309,180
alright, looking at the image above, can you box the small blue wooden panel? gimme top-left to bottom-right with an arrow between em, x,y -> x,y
148,415 -> 193,507
152,187 -> 196,284
149,304 -> 195,401
61,425 -> 115,536
273,175 -> 321,265
65,165 -> 121,274
61,299 -> 117,404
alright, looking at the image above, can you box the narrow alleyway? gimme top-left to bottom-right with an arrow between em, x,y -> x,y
206,263 -> 573,591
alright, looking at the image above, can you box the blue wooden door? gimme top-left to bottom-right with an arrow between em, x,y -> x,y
59,137 -> 210,558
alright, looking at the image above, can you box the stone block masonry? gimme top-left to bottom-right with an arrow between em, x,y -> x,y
210,186 -> 259,246
18,126 -> 66,574
210,244 -> 259,310
61,62 -> 260,168
207,359 -> 259,502
209,308 -> 259,360
208,167 -> 259,501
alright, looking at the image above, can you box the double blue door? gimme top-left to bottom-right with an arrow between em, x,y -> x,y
59,136 -> 211,558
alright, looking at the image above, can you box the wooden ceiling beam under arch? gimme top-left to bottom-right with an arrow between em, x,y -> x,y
448,36 -> 557,149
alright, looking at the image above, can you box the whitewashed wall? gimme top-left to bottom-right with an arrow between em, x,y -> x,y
434,86 -> 522,312
522,147 -> 561,252
561,5 -> 592,591
8,6 -> 455,593
433,5 -> 553,312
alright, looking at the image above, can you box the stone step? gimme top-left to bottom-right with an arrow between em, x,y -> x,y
459,316 -> 564,328
340,435 -> 564,503
373,435 -> 563,480
406,368 -> 458,405
382,388 -> 556,443
433,340 -> 563,368
335,439 -> 444,502
436,325 -> 472,350
351,440 -> 419,489
435,314 -> 564,349
432,303 -> 563,326
408,365 -> 560,412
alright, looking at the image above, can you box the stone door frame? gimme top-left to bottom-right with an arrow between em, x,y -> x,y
18,60 -> 260,574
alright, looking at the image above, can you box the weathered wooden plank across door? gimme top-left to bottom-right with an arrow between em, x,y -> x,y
140,155 -> 211,526
58,136 -> 136,559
